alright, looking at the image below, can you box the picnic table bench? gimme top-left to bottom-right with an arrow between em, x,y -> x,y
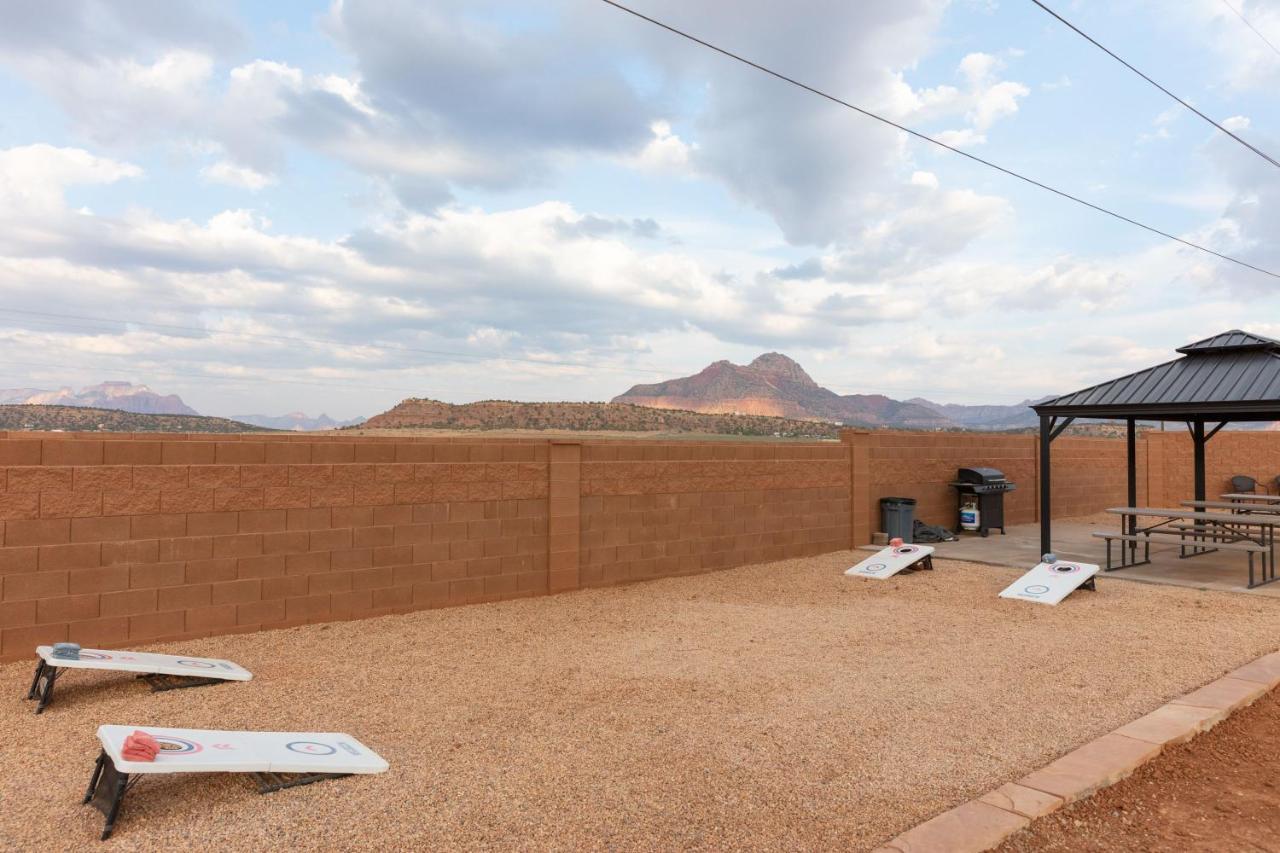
1097,506 -> 1278,589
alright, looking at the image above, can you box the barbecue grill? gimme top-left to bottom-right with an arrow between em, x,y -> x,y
948,467 -> 1016,537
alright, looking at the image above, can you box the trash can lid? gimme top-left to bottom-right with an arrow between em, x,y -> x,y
880,496 -> 917,506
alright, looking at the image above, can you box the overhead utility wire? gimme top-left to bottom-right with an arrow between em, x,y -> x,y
1030,0 -> 1280,170
597,0 -> 1280,281
1220,0 -> 1280,60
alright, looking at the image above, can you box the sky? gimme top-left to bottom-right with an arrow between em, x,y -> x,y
0,0 -> 1279,420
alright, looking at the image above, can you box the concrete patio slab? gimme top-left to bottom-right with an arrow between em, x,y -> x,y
914,519 -> 1280,597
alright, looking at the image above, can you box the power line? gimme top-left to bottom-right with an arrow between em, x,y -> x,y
597,0 -> 1280,281
1030,0 -> 1280,170
1220,0 -> 1280,60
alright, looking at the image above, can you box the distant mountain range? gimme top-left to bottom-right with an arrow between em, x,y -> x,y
0,381 -> 199,415
4,364 -> 1049,436
360,398 -> 837,437
230,412 -> 365,431
0,383 -> 361,431
904,397 -> 1047,431
613,353 -> 1043,430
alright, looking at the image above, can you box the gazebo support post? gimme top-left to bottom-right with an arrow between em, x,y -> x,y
1126,417 -> 1137,559
1192,419 -> 1206,505
1040,415 -> 1052,555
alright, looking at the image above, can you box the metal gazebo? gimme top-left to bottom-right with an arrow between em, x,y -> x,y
1033,330 -> 1280,554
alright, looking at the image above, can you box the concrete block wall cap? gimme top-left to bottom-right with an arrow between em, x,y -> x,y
977,782 -> 1064,819
1171,675 -> 1270,713
1227,650 -> 1280,689
887,800 -> 1028,853
1112,702 -> 1226,746
1017,733 -> 1160,803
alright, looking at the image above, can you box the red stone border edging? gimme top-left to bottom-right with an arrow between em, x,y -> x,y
874,649 -> 1280,852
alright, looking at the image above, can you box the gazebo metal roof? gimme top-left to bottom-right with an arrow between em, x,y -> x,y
1033,330 -> 1280,421
1034,330 -> 1280,555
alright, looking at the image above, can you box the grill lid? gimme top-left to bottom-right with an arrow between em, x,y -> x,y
956,467 -> 1006,484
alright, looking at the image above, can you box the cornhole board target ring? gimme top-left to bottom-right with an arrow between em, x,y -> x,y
998,560 -> 1100,605
845,544 -> 936,579
25,647 -> 252,715
85,726 -> 390,840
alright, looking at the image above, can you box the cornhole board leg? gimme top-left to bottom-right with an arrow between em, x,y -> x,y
136,673 -> 226,693
26,658 -> 62,714
252,771 -> 352,793
897,553 -> 935,573
84,750 -> 132,841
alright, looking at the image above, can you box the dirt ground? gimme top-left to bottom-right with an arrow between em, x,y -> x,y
1,554 -> 1278,851
999,688 -> 1280,852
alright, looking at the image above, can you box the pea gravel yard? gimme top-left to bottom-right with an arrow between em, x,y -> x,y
2,553 -> 1278,851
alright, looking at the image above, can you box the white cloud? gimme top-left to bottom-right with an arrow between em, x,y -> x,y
912,52 -> 1030,146
200,161 -> 276,191
1196,0 -> 1280,90
0,144 -> 142,212
628,121 -> 696,174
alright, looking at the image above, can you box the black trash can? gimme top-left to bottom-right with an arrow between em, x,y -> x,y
880,497 -> 917,543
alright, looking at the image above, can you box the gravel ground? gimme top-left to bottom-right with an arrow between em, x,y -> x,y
2,553 -> 1278,851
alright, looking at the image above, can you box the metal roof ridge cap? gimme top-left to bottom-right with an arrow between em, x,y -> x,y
1175,329 -> 1280,354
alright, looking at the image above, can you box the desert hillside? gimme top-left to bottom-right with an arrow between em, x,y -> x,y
360,398 -> 838,437
0,405 -> 273,433
613,353 -> 958,428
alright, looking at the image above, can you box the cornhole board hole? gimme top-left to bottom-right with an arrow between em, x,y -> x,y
26,647 -> 252,714
998,559 -> 1100,605
845,544 -> 935,579
85,725 -> 389,840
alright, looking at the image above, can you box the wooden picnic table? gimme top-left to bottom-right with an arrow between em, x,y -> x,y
1220,492 -> 1280,504
1108,506 -> 1280,524
1103,506 -> 1278,588
1182,499 -> 1280,514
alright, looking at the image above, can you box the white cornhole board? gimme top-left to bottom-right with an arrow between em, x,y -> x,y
998,560 -> 1100,605
37,646 -> 252,680
845,544 -> 935,579
97,725 -> 389,775
87,726 -> 389,840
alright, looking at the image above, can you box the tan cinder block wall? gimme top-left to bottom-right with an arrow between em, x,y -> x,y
577,442 -> 851,587
1050,436 -> 1146,517
847,431 -> 1143,535
0,432 -> 550,661
1153,429 -> 1280,502
2,427 -> 1209,661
